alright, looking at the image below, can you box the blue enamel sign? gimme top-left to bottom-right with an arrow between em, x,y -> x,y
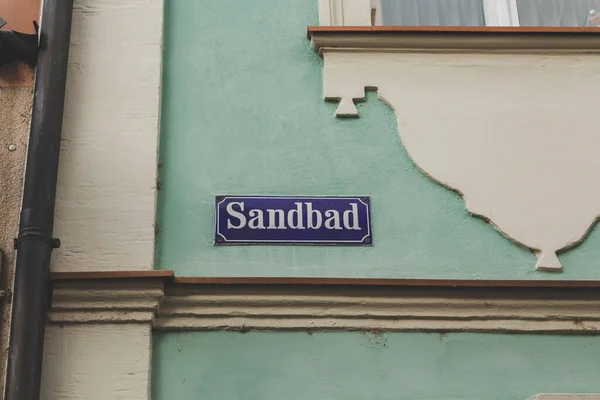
214,196 -> 372,245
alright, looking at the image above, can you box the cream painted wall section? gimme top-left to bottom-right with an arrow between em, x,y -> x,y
321,50 -> 600,273
52,0 -> 163,272
39,0 -> 163,398
41,325 -> 152,400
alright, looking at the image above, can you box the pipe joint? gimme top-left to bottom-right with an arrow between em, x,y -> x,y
14,206 -> 60,249
14,228 -> 60,250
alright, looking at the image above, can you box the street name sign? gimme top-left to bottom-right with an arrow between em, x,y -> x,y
214,196 -> 372,245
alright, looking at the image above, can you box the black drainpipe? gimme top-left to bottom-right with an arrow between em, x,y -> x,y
4,0 -> 74,399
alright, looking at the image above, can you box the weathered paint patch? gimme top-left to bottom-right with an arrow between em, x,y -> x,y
156,0 -> 600,279
152,331 -> 600,400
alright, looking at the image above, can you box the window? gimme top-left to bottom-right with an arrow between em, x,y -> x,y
380,0 -> 485,26
516,0 -> 600,26
377,0 -> 600,27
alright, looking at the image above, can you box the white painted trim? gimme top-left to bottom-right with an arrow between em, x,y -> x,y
319,0 -> 374,26
508,0 -> 520,26
483,0 -> 512,26
319,0 -> 333,25
332,0 -> 344,25
321,0 -> 344,25
48,280 -> 600,333
482,0 -> 520,26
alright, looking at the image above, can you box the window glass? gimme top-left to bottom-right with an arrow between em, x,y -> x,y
517,0 -> 600,26
380,0 -> 485,26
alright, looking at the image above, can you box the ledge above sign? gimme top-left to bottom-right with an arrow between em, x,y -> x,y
214,196 -> 372,245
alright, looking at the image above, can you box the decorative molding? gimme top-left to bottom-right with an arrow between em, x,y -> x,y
50,270 -> 174,281
48,281 -> 164,324
49,274 -> 600,332
308,27 -> 600,54
45,273 -> 600,400
309,32 -> 600,272
153,284 -> 600,332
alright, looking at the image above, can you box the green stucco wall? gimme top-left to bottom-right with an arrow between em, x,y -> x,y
152,331 -> 600,400
156,0 -> 600,279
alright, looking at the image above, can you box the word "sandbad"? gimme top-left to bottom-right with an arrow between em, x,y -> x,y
225,201 -> 361,230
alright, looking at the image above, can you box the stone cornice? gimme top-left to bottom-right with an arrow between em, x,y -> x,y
48,272 -> 600,333
154,284 -> 600,333
49,280 -> 165,324
48,271 -> 173,323
308,26 -> 600,54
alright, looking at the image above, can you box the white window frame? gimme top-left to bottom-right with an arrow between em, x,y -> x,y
320,0 -> 523,27
482,0 -> 520,26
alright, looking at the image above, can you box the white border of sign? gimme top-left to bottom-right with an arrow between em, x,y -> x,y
215,196 -> 372,244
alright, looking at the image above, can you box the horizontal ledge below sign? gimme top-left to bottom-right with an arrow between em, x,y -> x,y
171,277 -> 600,288
154,318 -> 600,334
308,26 -> 600,53
49,272 -> 600,288
48,276 -> 600,333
